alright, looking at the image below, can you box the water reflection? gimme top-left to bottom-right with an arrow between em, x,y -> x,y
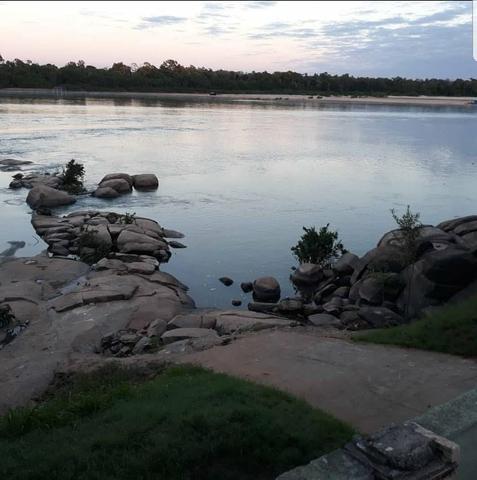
0,97 -> 476,307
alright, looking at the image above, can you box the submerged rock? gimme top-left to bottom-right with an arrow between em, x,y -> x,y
133,174 -> 159,190
219,276 -> 234,286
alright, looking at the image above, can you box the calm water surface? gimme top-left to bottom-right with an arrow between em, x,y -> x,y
1,97 -> 476,307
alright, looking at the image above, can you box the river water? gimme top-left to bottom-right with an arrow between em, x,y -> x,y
1,97 -> 476,307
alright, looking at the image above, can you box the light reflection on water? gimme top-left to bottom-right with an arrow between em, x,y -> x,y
1,97 -> 476,307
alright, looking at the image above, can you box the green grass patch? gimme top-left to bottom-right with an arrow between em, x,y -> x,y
0,364 -> 354,480
355,295 -> 477,357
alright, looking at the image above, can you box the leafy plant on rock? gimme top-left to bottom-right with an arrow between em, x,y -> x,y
292,224 -> 346,267
119,212 -> 136,225
390,205 -> 422,265
0,304 -> 15,329
78,229 -> 111,265
61,159 -> 85,194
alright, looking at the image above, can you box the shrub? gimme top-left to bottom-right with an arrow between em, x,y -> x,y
390,205 -> 422,264
0,305 -> 14,329
292,224 -> 346,266
78,229 -> 111,264
61,159 -> 85,194
119,212 -> 136,225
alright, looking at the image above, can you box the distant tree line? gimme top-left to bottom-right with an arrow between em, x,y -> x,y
0,56 -> 476,97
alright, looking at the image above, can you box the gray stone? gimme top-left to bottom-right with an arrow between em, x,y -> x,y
214,310 -> 295,335
240,282 -> 253,293
333,286 -> 350,298
358,277 -> 384,304
147,319 -> 168,338
100,173 -> 133,187
168,312 -> 217,330
232,299 -> 242,307
277,298 -> 303,313
161,328 -> 218,344
290,263 -> 323,286
133,174 -> 159,190
162,228 -> 185,239
132,336 -> 152,354
219,277 -> 234,286
168,241 -> 187,249
422,247 -> 477,285
0,158 -> 32,166
26,185 -> 76,209
357,306 -> 404,329
253,276 -> 281,303
93,186 -> 120,199
308,313 -> 340,327
126,262 -> 156,275
99,178 -> 132,194
334,252 -> 360,274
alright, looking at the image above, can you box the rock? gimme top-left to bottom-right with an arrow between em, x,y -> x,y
119,333 -> 140,345
147,319 -> 168,338
168,312 -> 216,330
240,282 -> 253,293
339,310 -> 362,328
322,297 -> 343,315
351,246 -> 407,284
0,158 -> 32,166
99,178 -> 131,194
291,263 -> 323,286
422,247 -> 477,285
132,336 -> 152,354
358,277 -> 384,304
133,174 -> 159,190
161,328 -> 218,344
213,310 -> 296,335
303,303 -> 324,316
82,225 -> 113,248
168,241 -> 187,249
219,277 -> 234,286
248,302 -> 279,313
100,173 -> 133,187
313,283 -> 337,304
50,244 -> 70,256
126,262 -> 156,275
231,299 -> 242,307
253,276 -> 281,303
117,229 -> 167,256
26,185 -> 76,209
308,313 -> 340,327
93,186 -> 120,199
333,286 -> 350,298
277,298 -> 303,313
162,229 -> 185,239
9,180 -> 22,189
357,306 -> 404,328
334,252 -> 360,274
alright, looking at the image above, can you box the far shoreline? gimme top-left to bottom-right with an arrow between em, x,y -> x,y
0,88 -> 476,108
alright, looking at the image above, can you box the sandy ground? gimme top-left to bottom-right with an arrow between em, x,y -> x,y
0,88 -> 476,107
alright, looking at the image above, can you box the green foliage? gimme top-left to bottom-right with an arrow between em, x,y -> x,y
390,205 -> 422,264
0,365 -> 354,480
78,229 -> 111,264
61,159 -> 85,194
354,294 -> 477,357
0,305 -> 14,329
292,224 -> 346,267
1,57 -> 477,96
119,212 -> 136,225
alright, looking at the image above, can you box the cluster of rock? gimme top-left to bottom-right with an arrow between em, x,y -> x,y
100,309 -> 297,357
241,216 -> 477,330
0,158 -> 33,172
93,173 -> 159,199
31,210 -> 184,262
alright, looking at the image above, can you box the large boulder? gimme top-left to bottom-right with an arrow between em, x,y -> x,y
100,173 -> 133,187
357,306 -> 404,329
93,187 -> 120,199
133,174 -> 159,191
291,263 -> 323,286
26,185 -> 76,209
253,276 -> 281,303
98,178 -> 131,194
334,252 -> 359,274
116,229 -> 168,257
161,328 -> 219,345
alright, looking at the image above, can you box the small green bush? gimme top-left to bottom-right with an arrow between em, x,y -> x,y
119,212 -> 137,225
390,205 -> 422,264
0,305 -> 14,329
61,159 -> 85,194
291,224 -> 346,266
78,229 -> 111,264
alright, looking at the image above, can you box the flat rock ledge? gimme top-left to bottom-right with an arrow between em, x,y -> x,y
31,210 -> 186,263
277,422 -> 459,480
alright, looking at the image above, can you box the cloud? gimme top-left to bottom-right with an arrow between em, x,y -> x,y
244,1 -> 277,8
138,15 -> 187,28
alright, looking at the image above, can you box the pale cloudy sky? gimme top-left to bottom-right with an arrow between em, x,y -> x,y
1,1 -> 476,79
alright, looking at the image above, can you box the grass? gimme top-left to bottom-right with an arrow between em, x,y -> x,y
0,364 -> 354,480
355,295 -> 477,357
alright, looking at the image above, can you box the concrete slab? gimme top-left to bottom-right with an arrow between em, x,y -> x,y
180,329 -> 477,433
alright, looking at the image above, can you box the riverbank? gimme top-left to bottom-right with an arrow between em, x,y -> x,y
0,88 -> 475,107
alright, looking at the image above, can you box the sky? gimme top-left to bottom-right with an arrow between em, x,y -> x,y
1,0 -> 476,79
